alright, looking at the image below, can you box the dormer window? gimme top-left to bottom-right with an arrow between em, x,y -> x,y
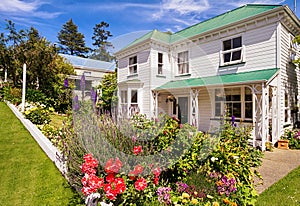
129,56 -> 137,75
220,36 -> 244,66
178,51 -> 189,74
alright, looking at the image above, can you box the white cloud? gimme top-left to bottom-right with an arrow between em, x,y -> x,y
0,0 -> 61,19
153,0 -> 210,20
214,0 -> 286,8
0,0 -> 42,12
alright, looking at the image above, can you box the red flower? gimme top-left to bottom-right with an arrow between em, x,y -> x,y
133,146 -> 143,155
153,177 -> 159,185
104,184 -> 117,200
81,162 -> 97,174
134,178 -> 148,191
105,158 -> 123,174
81,186 -> 97,196
152,167 -> 161,177
114,177 -> 126,193
128,170 -> 137,180
83,153 -> 98,168
133,164 -> 144,174
106,173 -> 115,183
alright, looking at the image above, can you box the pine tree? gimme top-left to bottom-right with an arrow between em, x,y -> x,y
57,19 -> 90,57
90,21 -> 114,61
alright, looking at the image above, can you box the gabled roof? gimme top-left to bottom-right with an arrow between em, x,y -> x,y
121,30 -> 171,50
117,4 -> 282,52
59,54 -> 116,72
156,68 -> 279,90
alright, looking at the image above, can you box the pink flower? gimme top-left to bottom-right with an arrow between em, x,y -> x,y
134,178 -> 148,191
152,167 -> 161,177
133,164 -> 144,174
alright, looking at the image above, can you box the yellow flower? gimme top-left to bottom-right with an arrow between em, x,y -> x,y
191,198 -> 198,205
182,192 -> 190,198
231,202 -> 237,206
182,199 -> 188,203
223,198 -> 230,204
213,202 -> 220,206
207,194 -> 213,199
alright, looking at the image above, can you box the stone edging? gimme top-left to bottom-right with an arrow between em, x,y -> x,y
6,101 -> 67,176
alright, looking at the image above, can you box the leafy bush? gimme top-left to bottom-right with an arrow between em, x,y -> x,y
281,128 -> 300,149
2,86 -> 22,105
24,105 -> 51,125
26,88 -> 54,108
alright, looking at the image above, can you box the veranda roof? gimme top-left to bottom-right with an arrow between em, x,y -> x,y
155,68 -> 279,91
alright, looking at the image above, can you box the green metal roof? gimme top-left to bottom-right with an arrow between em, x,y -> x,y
122,30 -> 171,50
118,4 -> 282,52
155,68 -> 279,90
170,4 -> 281,43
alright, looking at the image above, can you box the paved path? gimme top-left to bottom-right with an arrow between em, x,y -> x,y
255,148 -> 300,194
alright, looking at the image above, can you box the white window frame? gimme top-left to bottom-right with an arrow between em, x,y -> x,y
128,56 -> 138,75
220,36 -> 245,66
214,87 -> 253,120
158,52 -> 163,75
177,51 -> 189,75
284,91 -> 291,124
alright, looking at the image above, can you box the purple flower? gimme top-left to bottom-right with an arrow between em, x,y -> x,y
91,88 -> 97,104
73,95 -> 79,111
64,78 -> 69,88
157,187 -> 172,204
231,115 -> 236,126
80,74 -> 85,91
176,181 -> 189,192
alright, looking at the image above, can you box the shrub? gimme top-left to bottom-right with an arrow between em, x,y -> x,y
2,86 -> 22,105
281,128 -> 300,149
24,105 -> 51,125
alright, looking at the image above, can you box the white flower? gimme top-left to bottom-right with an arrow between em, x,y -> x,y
100,202 -> 114,206
85,193 -> 101,205
211,157 -> 218,162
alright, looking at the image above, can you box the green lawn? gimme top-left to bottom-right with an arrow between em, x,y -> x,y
0,102 -> 81,206
257,166 -> 300,206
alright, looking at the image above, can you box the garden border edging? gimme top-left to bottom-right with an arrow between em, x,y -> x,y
6,101 -> 67,176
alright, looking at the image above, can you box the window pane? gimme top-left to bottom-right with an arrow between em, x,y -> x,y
232,94 -> 240,101
245,88 -> 252,101
129,56 -> 137,65
233,37 -> 242,48
131,90 -> 138,103
158,53 -> 163,63
224,53 -> 231,62
223,40 -> 231,51
233,103 -> 241,117
158,65 -> 163,74
232,50 -> 241,61
215,102 -> 221,116
245,102 -> 252,118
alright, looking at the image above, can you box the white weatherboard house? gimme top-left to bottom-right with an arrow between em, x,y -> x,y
60,54 -> 116,90
115,4 -> 300,151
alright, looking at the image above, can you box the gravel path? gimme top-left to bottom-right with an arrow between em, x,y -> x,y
255,148 -> 300,194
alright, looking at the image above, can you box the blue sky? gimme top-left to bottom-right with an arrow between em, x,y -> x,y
0,0 -> 299,52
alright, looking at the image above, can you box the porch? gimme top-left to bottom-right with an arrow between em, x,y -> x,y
152,68 -> 280,151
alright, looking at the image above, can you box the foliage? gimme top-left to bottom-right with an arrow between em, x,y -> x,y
57,19 -> 90,57
96,72 -> 117,113
90,21 -> 114,62
1,85 -> 22,104
280,128 -> 300,149
63,94 -> 262,205
23,103 -> 52,125
0,102 -> 81,205
0,20 -> 75,113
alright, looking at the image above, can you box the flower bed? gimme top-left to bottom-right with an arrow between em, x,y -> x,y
63,98 -> 263,206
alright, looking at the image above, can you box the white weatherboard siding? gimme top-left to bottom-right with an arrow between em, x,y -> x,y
117,58 -> 129,83
198,88 -> 212,131
279,23 -> 300,135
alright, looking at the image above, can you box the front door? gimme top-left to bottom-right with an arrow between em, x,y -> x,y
178,97 -> 189,124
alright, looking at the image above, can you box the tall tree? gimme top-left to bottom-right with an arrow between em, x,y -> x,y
91,21 -> 114,62
57,19 -> 89,57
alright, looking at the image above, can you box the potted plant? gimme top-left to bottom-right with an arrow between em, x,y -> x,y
278,129 -> 291,149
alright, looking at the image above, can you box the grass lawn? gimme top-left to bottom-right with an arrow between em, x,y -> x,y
0,102 -> 81,206
257,166 -> 300,206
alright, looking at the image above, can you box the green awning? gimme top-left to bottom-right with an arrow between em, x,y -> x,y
155,68 -> 279,90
